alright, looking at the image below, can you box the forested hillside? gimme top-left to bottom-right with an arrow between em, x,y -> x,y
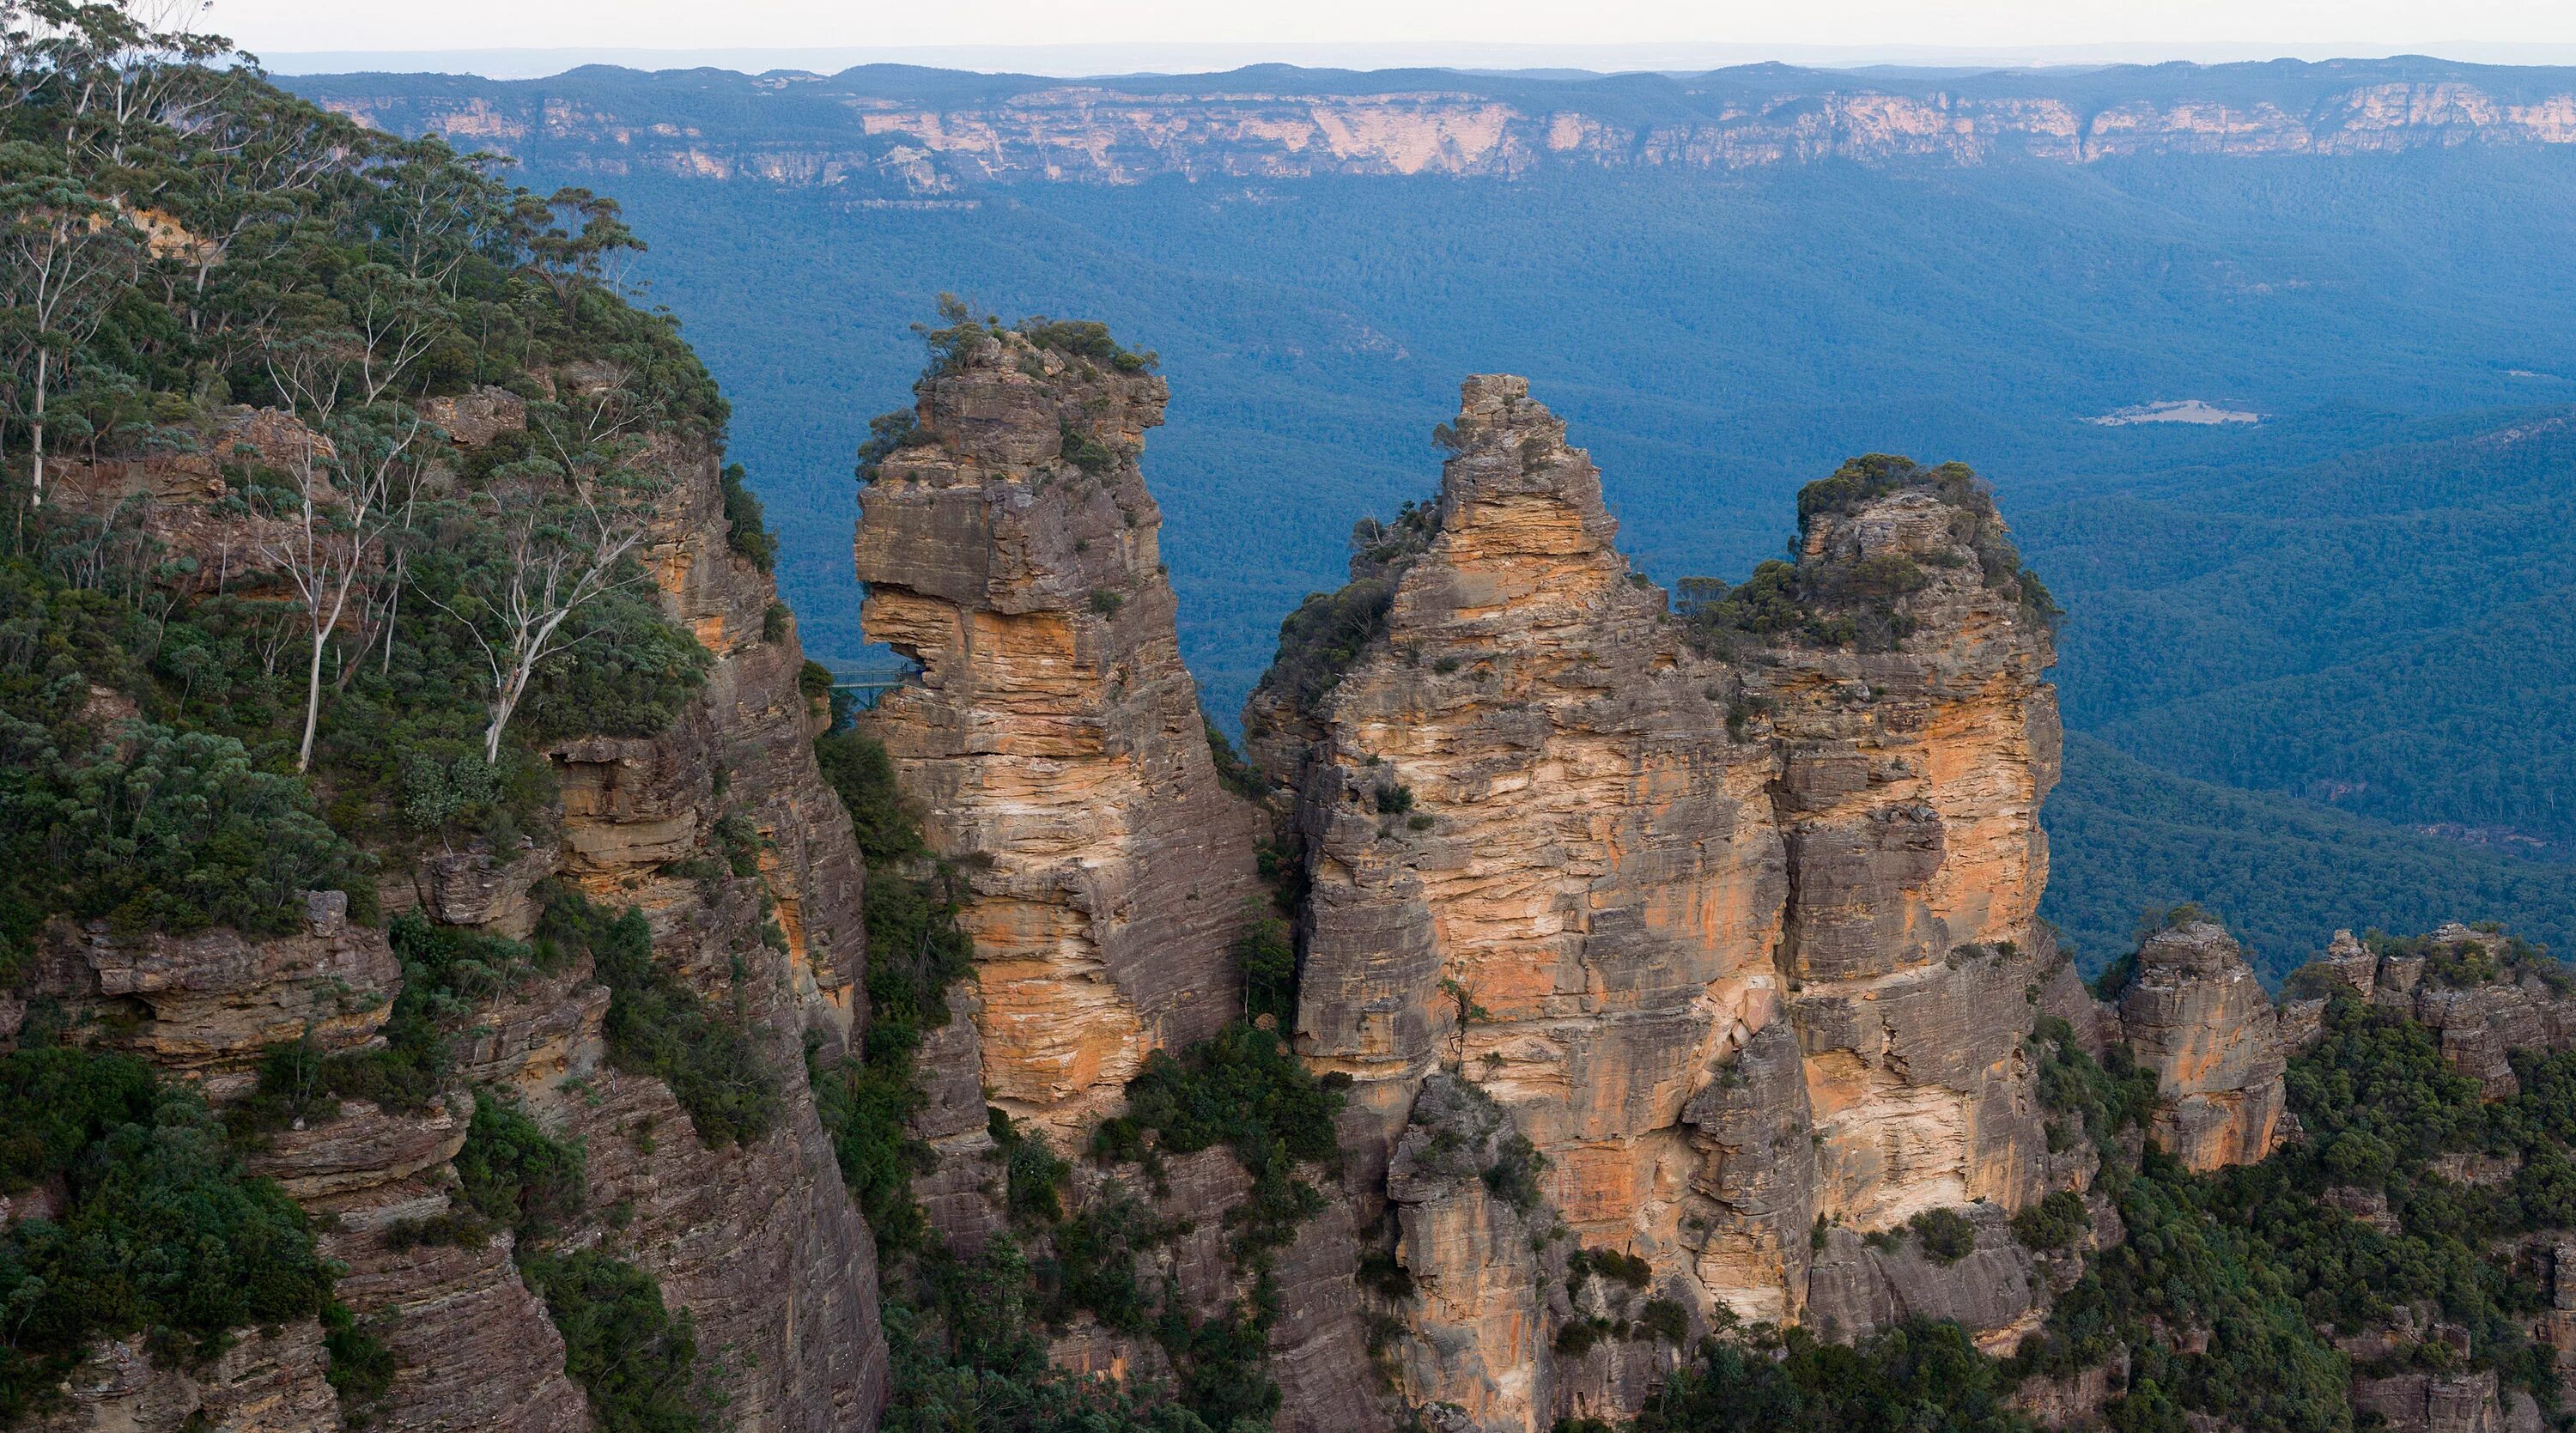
2022,416 -> 2576,850
2043,737 -> 2576,980
0,9 -> 890,1428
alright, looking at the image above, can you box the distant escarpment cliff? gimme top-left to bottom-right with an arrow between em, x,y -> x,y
290,58 -> 2576,192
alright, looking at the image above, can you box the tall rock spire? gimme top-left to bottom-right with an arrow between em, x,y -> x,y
854,323 -> 1264,1141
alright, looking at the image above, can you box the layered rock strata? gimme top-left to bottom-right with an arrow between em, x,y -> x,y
2311,924 -> 2576,1096
853,326 -> 1263,1142
21,417 -> 888,1432
1248,376 -> 2063,1429
851,332 -> 1391,1433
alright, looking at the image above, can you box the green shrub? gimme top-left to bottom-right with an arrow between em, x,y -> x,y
1554,1317 -> 1607,1357
1235,912 -> 1297,1028
1246,577 -> 1398,717
1092,1023 -> 1346,1180
456,1096 -> 587,1239
550,894 -> 781,1147
1482,1132 -> 1547,1213
0,1045 -> 334,1424
2012,1190 -> 2091,1252
1061,423 -> 1119,477
814,732 -> 930,865
1573,1247 -> 1651,1289
517,586 -> 713,746
855,408 -> 925,484
1909,1207 -> 1979,1265
1018,318 -> 1157,373
519,1250 -> 704,1433
720,462 -> 776,572
1202,719 -> 1267,800
1036,1181 -> 1175,1334
1637,1298 -> 1689,1345
0,704 -> 372,944
324,1299 -> 398,1425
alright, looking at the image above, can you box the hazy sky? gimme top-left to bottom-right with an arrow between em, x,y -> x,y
211,0 -> 2576,56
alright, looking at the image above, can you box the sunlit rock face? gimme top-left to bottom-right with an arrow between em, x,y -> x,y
854,327 -> 1265,1144
2115,920 -> 2287,1173
1252,376 -> 2063,1429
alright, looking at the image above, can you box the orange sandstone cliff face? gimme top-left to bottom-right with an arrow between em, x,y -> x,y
853,327 -> 1264,1142
1245,377 -> 2064,1430
849,331 -> 1389,1433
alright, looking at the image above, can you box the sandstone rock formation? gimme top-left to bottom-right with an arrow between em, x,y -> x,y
2305,924 -> 2576,1097
28,1323 -> 342,1433
854,325 -> 1263,1142
2112,920 -> 2287,1172
21,418 -> 887,1433
1248,376 -> 2063,1429
34,891 -> 398,1099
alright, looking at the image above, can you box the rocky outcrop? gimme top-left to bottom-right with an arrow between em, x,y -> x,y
2352,1369 -> 2541,1433
2305,924 -> 2576,1096
853,325 -> 1263,1142
2111,920 -> 2286,1172
1380,1074 -> 1559,1430
516,426 -> 887,1431
30,1322 -> 342,1433
300,60 -> 2576,195
1803,1205 -> 2044,1353
33,891 -> 398,1099
1252,376 -> 2062,1428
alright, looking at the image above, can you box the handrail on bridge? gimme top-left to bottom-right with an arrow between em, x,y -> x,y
824,665 -> 917,692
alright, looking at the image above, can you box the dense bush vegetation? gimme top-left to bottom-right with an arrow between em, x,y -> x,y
519,1250 -> 706,1433
811,728 -> 975,1254
1675,455 -> 2054,658
1633,1320 -> 2029,1433
552,892 -> 781,1147
1247,575 -> 1398,715
455,1096 -> 589,1242
719,461 -> 776,572
0,1039 -> 354,1423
